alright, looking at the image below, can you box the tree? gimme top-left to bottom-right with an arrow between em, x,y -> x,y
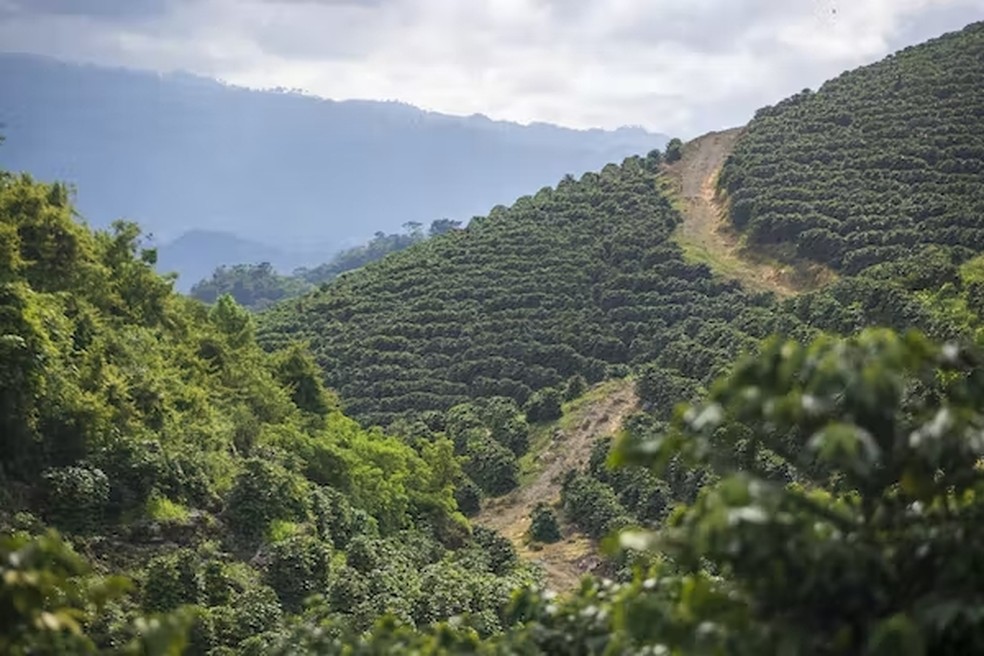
524,388 -> 562,423
403,221 -> 424,239
664,138 -> 684,163
428,219 -> 462,237
528,503 -> 561,543
0,530 -> 191,655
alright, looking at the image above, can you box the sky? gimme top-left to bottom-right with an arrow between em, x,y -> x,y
0,0 -> 982,136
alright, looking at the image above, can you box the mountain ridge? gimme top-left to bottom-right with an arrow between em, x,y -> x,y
0,51 -> 668,289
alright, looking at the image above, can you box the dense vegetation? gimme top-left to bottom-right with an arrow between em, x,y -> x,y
311,329 -> 984,654
720,21 -> 984,274
189,262 -> 313,310
0,171 -> 537,652
16,328 -> 973,654
190,220 -> 461,310
258,156 -> 785,428
7,19 -> 984,655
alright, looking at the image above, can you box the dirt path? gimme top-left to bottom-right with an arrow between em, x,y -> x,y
475,379 -> 638,591
666,128 -> 829,296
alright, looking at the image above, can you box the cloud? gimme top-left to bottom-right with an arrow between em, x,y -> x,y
0,0 -> 982,134
3,0 -> 179,20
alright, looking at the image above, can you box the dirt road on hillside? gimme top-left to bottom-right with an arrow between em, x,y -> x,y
475,380 -> 638,591
666,128 -> 829,296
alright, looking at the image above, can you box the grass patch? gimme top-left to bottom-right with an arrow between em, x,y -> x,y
675,234 -> 759,282
960,254 -> 984,284
146,495 -> 190,523
267,519 -> 303,543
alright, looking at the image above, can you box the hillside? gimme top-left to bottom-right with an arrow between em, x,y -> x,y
257,156 -> 783,429
0,53 -> 667,289
720,21 -> 984,274
189,220 -> 460,310
475,379 -> 638,591
0,172 -> 540,652
666,128 -> 835,296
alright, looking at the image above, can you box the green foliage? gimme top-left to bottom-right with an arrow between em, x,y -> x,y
143,549 -> 202,613
0,169 -> 541,651
635,365 -> 700,419
462,435 -> 518,497
524,387 -> 563,423
562,373 -> 588,401
225,458 -> 310,541
528,503 -> 561,543
188,223 -> 466,311
145,494 -> 190,524
258,159 -> 777,427
664,137 -> 683,163
453,476 -> 482,517
560,472 -> 633,539
1,530 -> 191,655
293,223 -> 433,286
721,22 -> 984,274
264,533 -> 332,612
190,262 -> 312,310
615,329 -> 984,653
41,465 -> 110,533
271,343 -> 336,416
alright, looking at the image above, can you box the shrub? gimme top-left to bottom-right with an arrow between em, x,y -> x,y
225,458 -> 309,541
473,526 -> 517,575
41,464 -> 110,533
462,436 -> 518,497
454,477 -> 482,517
528,503 -> 562,543
562,374 -> 588,401
264,534 -> 331,612
524,388 -> 562,423
664,137 -> 684,163
146,494 -> 190,524
560,473 -> 632,539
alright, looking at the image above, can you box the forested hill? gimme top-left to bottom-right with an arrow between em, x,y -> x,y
0,171 -> 541,651
256,157 -> 787,429
0,54 -> 667,288
720,20 -> 984,274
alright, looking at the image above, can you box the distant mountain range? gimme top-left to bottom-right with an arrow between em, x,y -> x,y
0,53 -> 668,289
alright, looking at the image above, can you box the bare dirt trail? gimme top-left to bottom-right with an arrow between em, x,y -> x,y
666,128 -> 829,296
475,380 -> 638,591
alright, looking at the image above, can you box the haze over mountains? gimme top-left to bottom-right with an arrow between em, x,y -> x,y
0,53 -> 668,289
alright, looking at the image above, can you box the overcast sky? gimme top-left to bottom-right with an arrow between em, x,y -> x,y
1,0 -> 982,136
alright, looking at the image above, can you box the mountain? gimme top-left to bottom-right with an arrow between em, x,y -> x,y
0,53 -> 668,288
154,229 -> 301,290
254,17 -> 984,582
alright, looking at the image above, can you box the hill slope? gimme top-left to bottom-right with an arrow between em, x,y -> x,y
475,379 -> 638,591
0,171 -> 539,651
667,128 -> 835,296
257,157 -> 782,428
720,21 -> 984,274
0,54 -> 667,288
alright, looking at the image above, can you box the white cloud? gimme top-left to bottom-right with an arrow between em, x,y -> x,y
0,0 -> 982,135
